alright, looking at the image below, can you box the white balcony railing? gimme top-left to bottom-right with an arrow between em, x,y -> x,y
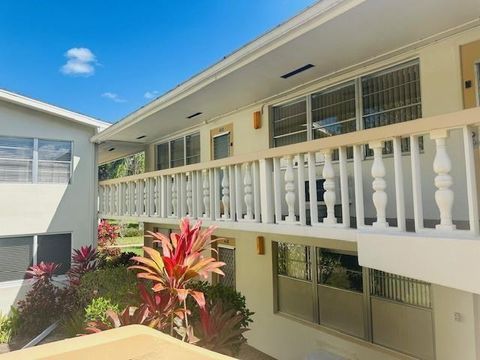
98,108 -> 480,240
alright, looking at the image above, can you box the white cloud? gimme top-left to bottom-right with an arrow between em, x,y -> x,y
144,90 -> 159,99
101,92 -> 126,103
61,47 -> 97,76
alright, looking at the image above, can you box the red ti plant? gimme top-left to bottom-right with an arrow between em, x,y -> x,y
129,218 -> 225,338
26,262 -> 60,282
97,219 -> 121,256
67,245 -> 98,285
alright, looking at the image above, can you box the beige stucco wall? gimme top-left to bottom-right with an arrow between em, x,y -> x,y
0,100 -> 98,313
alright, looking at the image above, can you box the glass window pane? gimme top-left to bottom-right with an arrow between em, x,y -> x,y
170,138 -> 185,168
272,99 -> 307,147
38,140 -> 71,161
213,133 -> 230,160
312,83 -> 356,140
317,249 -> 363,292
37,233 -> 71,275
0,236 -> 33,282
156,142 -> 169,170
0,137 -> 33,183
186,133 -> 200,165
277,242 -> 311,281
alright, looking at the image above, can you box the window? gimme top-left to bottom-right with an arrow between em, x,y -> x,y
0,136 -> 72,184
311,83 -> 356,139
155,133 -> 200,170
218,246 -> 236,288
37,233 -> 72,275
0,137 -> 34,183
271,99 -> 307,147
277,242 -> 311,281
38,140 -> 72,183
213,133 -> 230,160
270,60 -> 422,153
0,236 -> 33,282
317,249 -> 363,292
0,233 -> 71,282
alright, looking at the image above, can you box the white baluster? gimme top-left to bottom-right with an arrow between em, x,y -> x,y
221,167 -> 230,219
431,130 -> 455,231
171,176 -> 177,217
370,141 -> 388,228
322,149 -> 337,225
243,162 -> 254,220
186,173 -> 193,216
202,170 -> 210,218
284,155 -> 296,223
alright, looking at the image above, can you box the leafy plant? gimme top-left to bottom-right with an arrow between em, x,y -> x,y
62,310 -> 86,338
0,309 -> 19,344
98,219 -> 121,256
98,251 -> 137,269
84,297 -> 120,324
84,305 -> 150,334
76,267 -> 140,309
188,281 -> 253,328
68,245 -> 98,285
192,301 -> 248,356
129,218 -> 225,337
17,263 -> 62,336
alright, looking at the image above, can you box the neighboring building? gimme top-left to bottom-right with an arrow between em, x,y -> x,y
0,89 -> 109,313
90,0 -> 480,359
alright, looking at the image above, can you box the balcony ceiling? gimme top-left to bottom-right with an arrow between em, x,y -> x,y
95,0 -> 480,163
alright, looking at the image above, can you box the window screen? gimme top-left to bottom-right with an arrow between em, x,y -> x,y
170,137 -> 185,168
38,140 -> 72,184
312,83 -> 356,139
156,142 -> 169,170
0,236 -> 33,282
0,137 -> 34,183
37,233 -> 72,275
213,133 -> 230,160
277,242 -> 311,281
362,61 -> 421,155
272,99 -> 307,147
186,133 -> 200,165
218,247 -> 235,288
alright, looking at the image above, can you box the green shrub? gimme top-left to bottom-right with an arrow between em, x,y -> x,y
76,267 -> 140,309
0,309 -> 19,344
98,252 -> 137,269
188,281 -> 253,328
84,297 -> 119,324
62,310 -> 86,338
123,227 -> 142,238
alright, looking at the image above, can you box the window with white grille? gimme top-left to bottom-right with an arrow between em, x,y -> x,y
156,132 -> 200,170
0,136 -> 72,184
270,60 -> 421,152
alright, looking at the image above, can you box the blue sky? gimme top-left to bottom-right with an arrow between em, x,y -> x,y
0,1 -> 316,123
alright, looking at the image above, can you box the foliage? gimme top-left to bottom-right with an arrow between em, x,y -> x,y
76,267 -> 140,309
188,281 -> 253,328
97,220 -> 121,256
0,309 -> 20,344
84,297 -> 120,324
192,301 -> 248,356
68,245 -> 98,285
62,310 -> 86,338
98,152 -> 145,181
17,263 -> 62,336
98,252 -> 137,269
84,305 -> 150,334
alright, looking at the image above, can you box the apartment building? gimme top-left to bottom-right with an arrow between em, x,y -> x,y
93,1 -> 480,359
0,90 -> 109,313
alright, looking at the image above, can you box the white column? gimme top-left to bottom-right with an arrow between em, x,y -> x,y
273,157 -> 282,223
338,147 -> 350,228
353,145 -> 364,228
463,126 -> 479,235
221,167 -> 230,219
370,141 -> 388,228
297,154 -> 306,226
393,137 -> 406,231
431,130 -> 455,231
186,172 -> 193,217
284,155 -> 296,223
322,149 -> 336,225
243,162 -> 254,220
410,136 -> 424,231
259,159 -> 274,224
235,164 -> 243,221
202,169 -> 210,218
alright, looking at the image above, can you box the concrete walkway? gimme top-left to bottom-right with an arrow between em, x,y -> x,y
238,344 -> 276,360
